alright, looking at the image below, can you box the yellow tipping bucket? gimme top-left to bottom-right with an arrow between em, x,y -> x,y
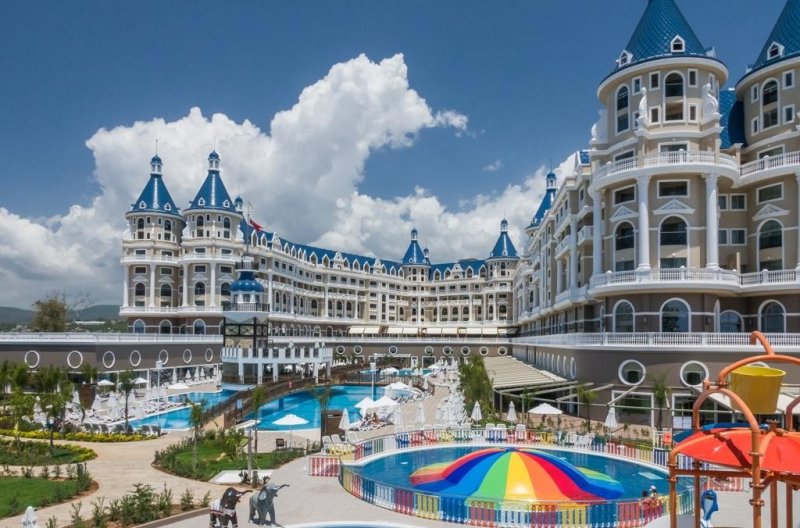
729,365 -> 785,414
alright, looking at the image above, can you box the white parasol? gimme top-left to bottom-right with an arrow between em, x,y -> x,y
470,401 -> 482,423
273,413 -> 309,447
415,402 -> 425,426
604,406 -> 618,431
338,409 -> 351,431
506,401 -> 518,423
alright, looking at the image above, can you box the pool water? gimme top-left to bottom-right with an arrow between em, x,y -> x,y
350,445 -> 688,500
127,389 -> 236,430
249,385 -> 377,430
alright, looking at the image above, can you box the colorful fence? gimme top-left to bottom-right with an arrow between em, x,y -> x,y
327,426 -> 700,527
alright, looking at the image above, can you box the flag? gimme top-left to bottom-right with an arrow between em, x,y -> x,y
249,218 -> 263,232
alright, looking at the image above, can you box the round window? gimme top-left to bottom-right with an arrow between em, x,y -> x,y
498,347 -> 508,356
388,345 -> 398,355
67,350 -> 84,370
24,350 -> 40,369
680,361 -> 708,387
158,349 -> 169,365
353,345 -> 363,355
183,349 -> 192,364
569,357 -> 577,380
479,347 -> 489,356
619,360 -> 646,386
461,346 -> 470,357
443,346 -> 453,356
335,345 -> 345,355
130,350 -> 142,367
424,346 -> 434,356
205,348 -> 214,362
102,351 -> 115,369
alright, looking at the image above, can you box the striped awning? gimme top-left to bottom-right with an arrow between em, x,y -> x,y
484,355 -> 565,390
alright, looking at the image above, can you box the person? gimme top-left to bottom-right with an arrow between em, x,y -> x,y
649,485 -> 659,500
209,498 -> 224,528
219,487 -> 251,528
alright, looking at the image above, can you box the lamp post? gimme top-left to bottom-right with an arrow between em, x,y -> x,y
370,361 -> 376,400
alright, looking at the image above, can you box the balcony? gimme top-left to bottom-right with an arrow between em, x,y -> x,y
514,332 -> 800,352
740,151 -> 800,185
593,151 -> 738,189
577,226 -> 593,246
589,267 -> 740,295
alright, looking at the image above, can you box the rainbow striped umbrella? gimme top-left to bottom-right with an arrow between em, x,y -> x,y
410,447 -> 623,502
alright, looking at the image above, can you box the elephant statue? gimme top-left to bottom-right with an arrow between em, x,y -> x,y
249,481 -> 289,526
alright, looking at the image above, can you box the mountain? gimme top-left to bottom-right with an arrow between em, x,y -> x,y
0,304 -> 121,326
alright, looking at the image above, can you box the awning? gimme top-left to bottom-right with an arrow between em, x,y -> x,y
482,327 -> 499,335
362,326 -> 381,335
483,355 -> 565,390
465,328 -> 482,335
386,327 -> 403,335
702,390 -> 800,414
402,327 -> 418,335
348,327 -> 365,335
425,328 -> 442,335
441,327 -> 459,335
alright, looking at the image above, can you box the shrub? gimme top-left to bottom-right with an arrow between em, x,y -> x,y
180,488 -> 194,511
0,428 -> 150,443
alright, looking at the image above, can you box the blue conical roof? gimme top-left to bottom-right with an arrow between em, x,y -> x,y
129,161 -> 181,217
186,153 -> 237,213
747,0 -> 800,75
402,229 -> 428,266
488,220 -> 519,260
230,270 -> 264,294
528,174 -> 558,230
614,0 -> 709,74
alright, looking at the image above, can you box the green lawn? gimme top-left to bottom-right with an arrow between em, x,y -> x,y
0,478 -> 86,518
156,437 -> 306,481
0,439 -> 93,465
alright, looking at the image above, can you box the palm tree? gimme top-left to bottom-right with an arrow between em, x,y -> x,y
0,360 -> 12,396
576,384 -> 597,432
8,389 -> 33,451
10,363 -> 30,392
44,382 -> 73,451
117,370 -> 136,433
520,389 -> 537,426
249,385 -> 267,455
186,398 -> 207,470
311,384 -> 333,442
650,372 -> 672,431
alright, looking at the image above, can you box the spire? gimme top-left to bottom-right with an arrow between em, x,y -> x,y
747,0 -> 800,74
402,229 -> 428,266
546,171 -> 557,190
129,156 -> 180,216
528,172 -> 558,230
208,150 -> 220,171
489,219 -> 519,260
614,0 -> 709,73
187,151 -> 238,213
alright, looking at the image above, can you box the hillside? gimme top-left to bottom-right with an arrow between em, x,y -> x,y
0,304 -> 121,326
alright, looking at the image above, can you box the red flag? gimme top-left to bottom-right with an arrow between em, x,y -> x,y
249,218 -> 263,232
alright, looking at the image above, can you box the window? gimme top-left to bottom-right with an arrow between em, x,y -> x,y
665,73 -> 684,98
661,257 -> 687,268
616,86 -> 630,133
757,183 -> 782,203
195,265 -> 206,273
619,360 -> 645,385
720,311 -> 742,333
650,107 -> 660,123
688,69 -> 697,86
662,299 -> 689,332
160,268 -> 173,275
660,217 -> 687,246
671,36 -> 685,53
658,180 -> 688,197
615,222 -> 635,250
633,77 -> 641,94
718,195 -> 728,210
759,220 -> 783,250
134,266 -> 146,274
689,104 -> 697,122
763,80 -> 779,129
614,301 -> 634,332
718,230 -> 728,245
752,85 -> 759,103
785,105 -> 795,124
193,320 -> 206,335
730,229 -> 746,245
616,260 -> 635,272
614,186 -> 635,205
650,72 -> 660,90
768,43 -> 783,60
761,302 -> 785,332
730,194 -> 746,210
784,70 -> 795,89
681,362 -> 708,387
752,117 -> 760,135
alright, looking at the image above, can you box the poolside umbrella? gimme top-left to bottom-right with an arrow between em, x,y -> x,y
169,382 -> 190,390
410,447 -> 624,501
676,424 -> 800,473
394,407 -> 405,428
382,367 -> 399,375
355,397 -> 376,416
507,401 -> 517,424
422,377 -> 429,391
171,370 -> 177,384
339,409 -> 351,431
72,390 -> 81,406
97,379 -> 115,389
415,402 -> 425,426
132,377 -> 148,385
273,413 -> 308,448
471,401 -> 482,423
604,406 -> 618,431
184,370 -> 192,381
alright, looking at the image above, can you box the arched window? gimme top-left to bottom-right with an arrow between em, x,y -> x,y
193,320 -> 206,335
615,222 -> 635,271
660,216 -> 687,268
194,282 -> 205,296
220,282 -> 231,302
614,301 -> 635,332
760,302 -> 785,333
616,86 -> 630,133
664,73 -> 684,120
661,299 -> 690,332
164,220 -> 172,238
759,220 -> 783,270
136,218 -> 145,239
762,80 -> 779,129
133,320 -> 146,334
159,320 -> 172,334
160,284 -> 172,307
719,311 -> 742,333
135,283 -> 146,297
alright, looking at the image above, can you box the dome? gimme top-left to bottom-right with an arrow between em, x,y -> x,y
230,270 -> 264,294
150,154 -> 162,164
208,150 -> 220,160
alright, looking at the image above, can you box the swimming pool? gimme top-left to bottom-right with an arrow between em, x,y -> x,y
127,389 -> 236,430
249,385 -> 377,431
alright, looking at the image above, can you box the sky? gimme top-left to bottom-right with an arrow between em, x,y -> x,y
0,0 -> 788,307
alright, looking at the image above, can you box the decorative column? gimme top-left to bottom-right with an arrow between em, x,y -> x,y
290,283 -> 295,314
122,267 -> 129,308
181,264 -> 188,307
703,172 -> 720,269
569,219 -> 578,290
591,188 -> 603,276
210,263 -> 217,307
556,258 -> 563,293
636,175 -> 651,270
323,288 -> 329,317
267,272 -> 273,312
149,264 -> 156,307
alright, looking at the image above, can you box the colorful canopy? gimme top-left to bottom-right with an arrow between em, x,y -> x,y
410,448 -> 623,502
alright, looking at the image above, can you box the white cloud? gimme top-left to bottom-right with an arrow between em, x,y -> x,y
0,53 -> 570,307
483,159 -> 503,172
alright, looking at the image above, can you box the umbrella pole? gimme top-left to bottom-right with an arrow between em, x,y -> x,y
769,477 -> 778,528
693,461 -> 701,528
786,480 -> 793,528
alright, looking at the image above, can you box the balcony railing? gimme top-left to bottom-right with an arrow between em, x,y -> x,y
516,332 -> 800,350
577,225 -> 593,244
590,267 -> 740,288
593,151 -> 738,185
740,151 -> 800,178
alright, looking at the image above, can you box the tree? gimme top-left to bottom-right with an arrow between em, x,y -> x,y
44,382 -> 73,451
78,363 -> 99,422
8,389 -> 33,450
0,360 -> 12,396
186,398 -> 207,470
520,389 -> 537,426
249,385 -> 267,455
311,384 -> 333,441
576,384 -> 598,432
650,372 -> 672,431
118,370 -> 136,433
31,292 -> 69,332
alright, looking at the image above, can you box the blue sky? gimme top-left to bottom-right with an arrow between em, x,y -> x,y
0,0 -> 789,306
